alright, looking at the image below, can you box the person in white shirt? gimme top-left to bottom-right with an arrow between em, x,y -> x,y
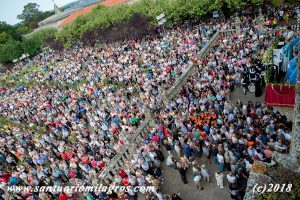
201,164 -> 210,182
247,146 -> 256,158
215,171 -> 224,189
217,153 -> 225,172
227,172 -> 237,185
192,165 -> 203,190
166,155 -> 175,167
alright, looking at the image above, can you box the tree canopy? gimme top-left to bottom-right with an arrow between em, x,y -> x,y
0,40 -> 23,63
0,3 -> 55,64
17,3 -> 54,29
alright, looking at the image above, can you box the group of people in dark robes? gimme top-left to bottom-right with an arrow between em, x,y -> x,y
241,58 -> 264,97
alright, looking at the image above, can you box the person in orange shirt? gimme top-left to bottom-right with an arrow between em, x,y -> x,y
200,130 -> 207,140
247,140 -> 255,147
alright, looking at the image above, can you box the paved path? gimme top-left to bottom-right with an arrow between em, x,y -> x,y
159,149 -> 231,200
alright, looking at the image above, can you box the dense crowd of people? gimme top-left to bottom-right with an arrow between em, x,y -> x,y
0,4 -> 299,200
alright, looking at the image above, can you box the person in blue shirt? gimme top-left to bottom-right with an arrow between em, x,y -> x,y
285,51 -> 298,84
183,143 -> 191,158
9,176 -> 19,186
293,35 -> 299,51
113,115 -> 119,125
281,39 -> 294,72
203,124 -> 209,133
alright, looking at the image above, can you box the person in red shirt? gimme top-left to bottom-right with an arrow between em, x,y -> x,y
59,193 -> 68,200
118,169 -> 127,178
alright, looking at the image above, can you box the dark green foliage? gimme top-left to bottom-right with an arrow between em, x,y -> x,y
0,40 -> 23,63
22,28 -> 57,56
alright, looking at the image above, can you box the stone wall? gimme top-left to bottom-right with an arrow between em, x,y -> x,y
290,34 -> 300,159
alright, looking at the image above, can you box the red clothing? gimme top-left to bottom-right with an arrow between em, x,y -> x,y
67,152 -> 73,159
69,171 -> 76,178
152,135 -> 160,143
0,173 -> 10,183
119,170 -> 127,178
59,193 -> 68,200
99,161 -> 106,169
61,153 -> 67,160
81,156 -> 89,164
164,128 -> 170,137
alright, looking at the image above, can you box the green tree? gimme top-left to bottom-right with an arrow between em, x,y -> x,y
17,3 -> 54,29
14,24 -> 32,36
17,3 -> 41,22
0,32 -> 10,45
0,21 -> 21,40
22,37 -> 41,56
22,28 -> 57,56
0,40 -> 23,63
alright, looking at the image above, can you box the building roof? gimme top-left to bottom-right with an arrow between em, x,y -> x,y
59,0 -> 129,27
38,8 -> 80,27
63,0 -> 101,11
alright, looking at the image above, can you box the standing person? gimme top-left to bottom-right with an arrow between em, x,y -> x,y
215,171 -> 224,189
254,73 -> 263,97
217,152 -> 225,172
227,172 -> 237,186
177,162 -> 188,184
163,139 -> 173,155
166,155 -> 175,168
202,143 -> 211,164
192,164 -> 204,190
200,164 -> 210,182
229,184 -> 239,200
241,76 -> 248,95
211,144 -> 218,164
183,143 -> 191,159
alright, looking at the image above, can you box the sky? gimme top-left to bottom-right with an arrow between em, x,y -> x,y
0,0 -> 75,25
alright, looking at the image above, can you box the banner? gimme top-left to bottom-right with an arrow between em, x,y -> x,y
264,84 -> 295,107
